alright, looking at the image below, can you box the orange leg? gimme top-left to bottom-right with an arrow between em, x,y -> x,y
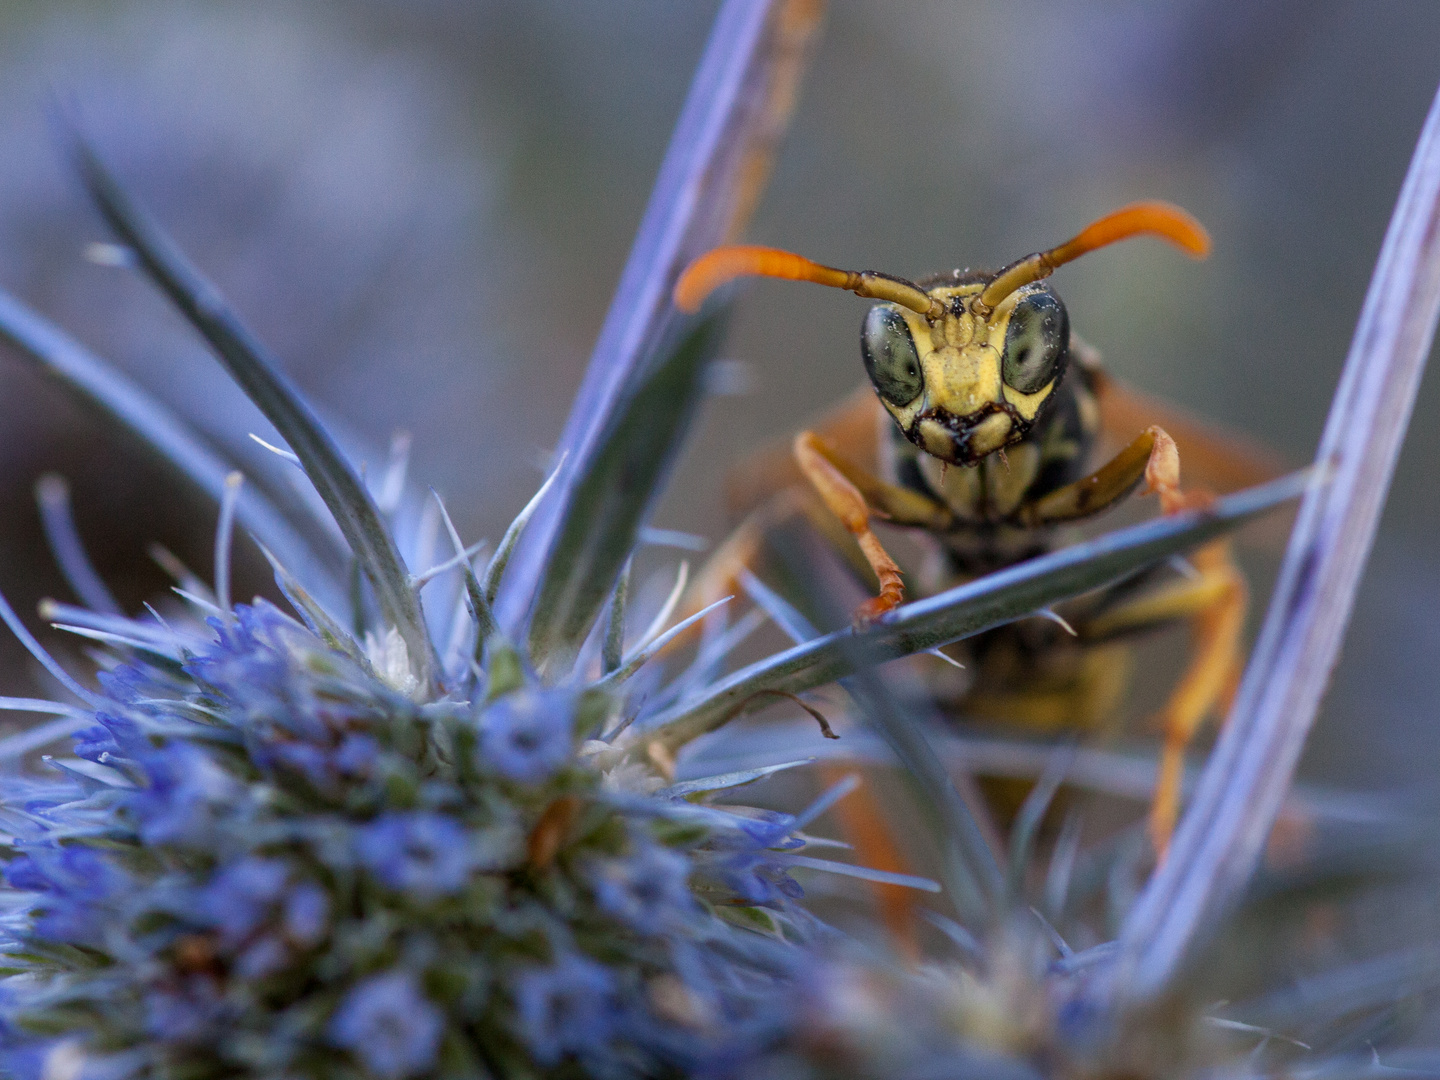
1018,425 -> 1206,526
1147,539 -> 1247,857
1051,425 -> 1244,857
792,431 -> 906,625
682,488 -> 808,616
818,764 -> 920,962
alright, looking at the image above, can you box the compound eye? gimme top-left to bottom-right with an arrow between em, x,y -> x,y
861,306 -> 924,407
1002,291 -> 1068,394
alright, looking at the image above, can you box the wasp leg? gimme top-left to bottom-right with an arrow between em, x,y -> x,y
817,763 -> 921,960
1016,425 -> 1202,526
1080,540 -> 1248,857
680,390 -> 927,625
796,430 -> 954,530
793,430 -> 951,624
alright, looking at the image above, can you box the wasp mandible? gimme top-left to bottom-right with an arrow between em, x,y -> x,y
673,203 -> 1264,853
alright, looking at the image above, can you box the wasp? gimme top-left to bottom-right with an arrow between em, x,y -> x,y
673,203 -> 1276,854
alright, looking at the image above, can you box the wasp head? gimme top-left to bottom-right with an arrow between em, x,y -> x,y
862,279 -> 1069,466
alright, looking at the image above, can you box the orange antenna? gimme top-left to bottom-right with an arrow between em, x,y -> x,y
977,201 -> 1210,314
673,244 -> 945,319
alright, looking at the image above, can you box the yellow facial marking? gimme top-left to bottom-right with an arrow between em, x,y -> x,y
918,419 -> 958,459
1001,378 -> 1055,422
967,412 -> 1013,457
922,341 -> 1003,418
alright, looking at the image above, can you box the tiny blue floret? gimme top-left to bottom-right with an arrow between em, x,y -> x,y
329,970 -> 443,1079
477,688 -> 575,782
356,811 -> 473,897
591,841 -> 696,932
515,951 -> 621,1066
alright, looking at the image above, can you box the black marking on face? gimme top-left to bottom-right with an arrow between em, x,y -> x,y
909,401 -> 1027,466
1002,289 -> 1069,394
861,305 -> 923,407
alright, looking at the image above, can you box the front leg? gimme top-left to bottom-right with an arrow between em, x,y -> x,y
792,431 -> 949,624
1016,425 -> 1200,526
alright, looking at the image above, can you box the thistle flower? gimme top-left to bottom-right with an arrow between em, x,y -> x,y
0,592 -> 853,1079
0,134 -> 920,1078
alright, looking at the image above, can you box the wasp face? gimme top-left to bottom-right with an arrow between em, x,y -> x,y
861,282 -> 1069,466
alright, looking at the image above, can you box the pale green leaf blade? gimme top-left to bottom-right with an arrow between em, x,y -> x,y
525,311 -> 727,671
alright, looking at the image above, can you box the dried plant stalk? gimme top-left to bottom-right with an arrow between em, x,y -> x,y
1113,81 -> 1440,1003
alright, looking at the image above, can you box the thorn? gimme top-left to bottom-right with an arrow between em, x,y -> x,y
925,647 -> 965,669
628,561 -> 690,656
1035,607 -> 1077,636
214,472 -> 244,612
1168,555 -> 1201,580
1029,906 -> 1074,959
248,432 -> 301,467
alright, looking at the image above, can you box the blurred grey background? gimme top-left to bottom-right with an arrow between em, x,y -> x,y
0,0 -> 1436,793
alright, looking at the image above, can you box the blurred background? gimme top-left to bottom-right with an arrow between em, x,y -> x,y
0,0 -> 1437,795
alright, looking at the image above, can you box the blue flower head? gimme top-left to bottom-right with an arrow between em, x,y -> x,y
329,970 -> 443,1079
477,687 -> 576,783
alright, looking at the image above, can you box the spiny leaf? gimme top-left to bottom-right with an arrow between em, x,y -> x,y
657,758 -> 814,798
594,595 -> 731,691
0,288 -> 336,601
258,544 -> 369,668
1112,80 -> 1440,1006
430,489 -> 498,661
482,459 -> 564,607
72,138 -> 436,694
639,470 -> 1310,756
525,311 -> 727,672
